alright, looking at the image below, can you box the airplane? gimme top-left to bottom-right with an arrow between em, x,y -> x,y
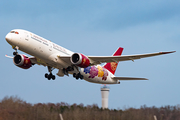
5,29 -> 175,84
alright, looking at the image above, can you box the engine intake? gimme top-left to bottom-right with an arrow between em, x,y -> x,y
70,53 -> 90,68
13,54 -> 32,69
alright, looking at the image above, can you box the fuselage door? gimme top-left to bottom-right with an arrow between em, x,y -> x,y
49,41 -> 53,51
24,32 -> 29,41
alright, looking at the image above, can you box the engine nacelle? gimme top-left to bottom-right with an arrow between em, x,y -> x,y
13,54 -> 32,69
70,53 -> 90,68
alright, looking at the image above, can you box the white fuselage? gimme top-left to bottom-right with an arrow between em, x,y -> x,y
6,29 -> 118,84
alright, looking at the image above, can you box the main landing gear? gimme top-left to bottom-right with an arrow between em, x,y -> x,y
63,66 -> 84,80
44,66 -> 84,80
62,66 -> 74,76
73,73 -> 83,80
45,73 -> 55,80
45,66 -> 56,80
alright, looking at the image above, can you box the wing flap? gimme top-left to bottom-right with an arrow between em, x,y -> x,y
112,77 -> 148,80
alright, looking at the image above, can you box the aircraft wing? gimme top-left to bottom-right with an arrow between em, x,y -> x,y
88,51 -> 175,65
112,77 -> 148,80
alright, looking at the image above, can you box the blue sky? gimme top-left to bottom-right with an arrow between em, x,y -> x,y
0,0 -> 179,109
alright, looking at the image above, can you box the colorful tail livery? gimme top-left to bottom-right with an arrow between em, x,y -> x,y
81,47 -> 148,84
104,47 -> 123,75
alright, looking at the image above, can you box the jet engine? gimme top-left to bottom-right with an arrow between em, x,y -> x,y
13,54 -> 32,69
70,53 -> 90,68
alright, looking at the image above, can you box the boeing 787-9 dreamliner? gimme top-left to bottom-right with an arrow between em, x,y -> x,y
5,29 -> 175,84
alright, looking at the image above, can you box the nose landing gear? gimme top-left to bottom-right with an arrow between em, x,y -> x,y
13,46 -> 19,56
13,51 -> 18,56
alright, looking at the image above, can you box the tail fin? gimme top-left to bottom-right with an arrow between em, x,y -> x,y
103,47 -> 124,75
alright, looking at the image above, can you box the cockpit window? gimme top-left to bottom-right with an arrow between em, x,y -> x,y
10,31 -> 15,33
10,31 -> 19,34
15,31 -> 19,34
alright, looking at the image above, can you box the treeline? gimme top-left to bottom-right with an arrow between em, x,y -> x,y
0,96 -> 180,120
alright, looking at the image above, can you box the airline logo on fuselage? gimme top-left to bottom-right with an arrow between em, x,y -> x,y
30,33 -> 68,54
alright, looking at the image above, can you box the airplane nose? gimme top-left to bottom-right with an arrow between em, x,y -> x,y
5,33 -> 12,42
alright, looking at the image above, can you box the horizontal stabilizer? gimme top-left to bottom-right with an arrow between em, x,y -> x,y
112,77 -> 148,80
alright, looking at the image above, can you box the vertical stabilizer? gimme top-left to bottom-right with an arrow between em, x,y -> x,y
103,47 -> 123,75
